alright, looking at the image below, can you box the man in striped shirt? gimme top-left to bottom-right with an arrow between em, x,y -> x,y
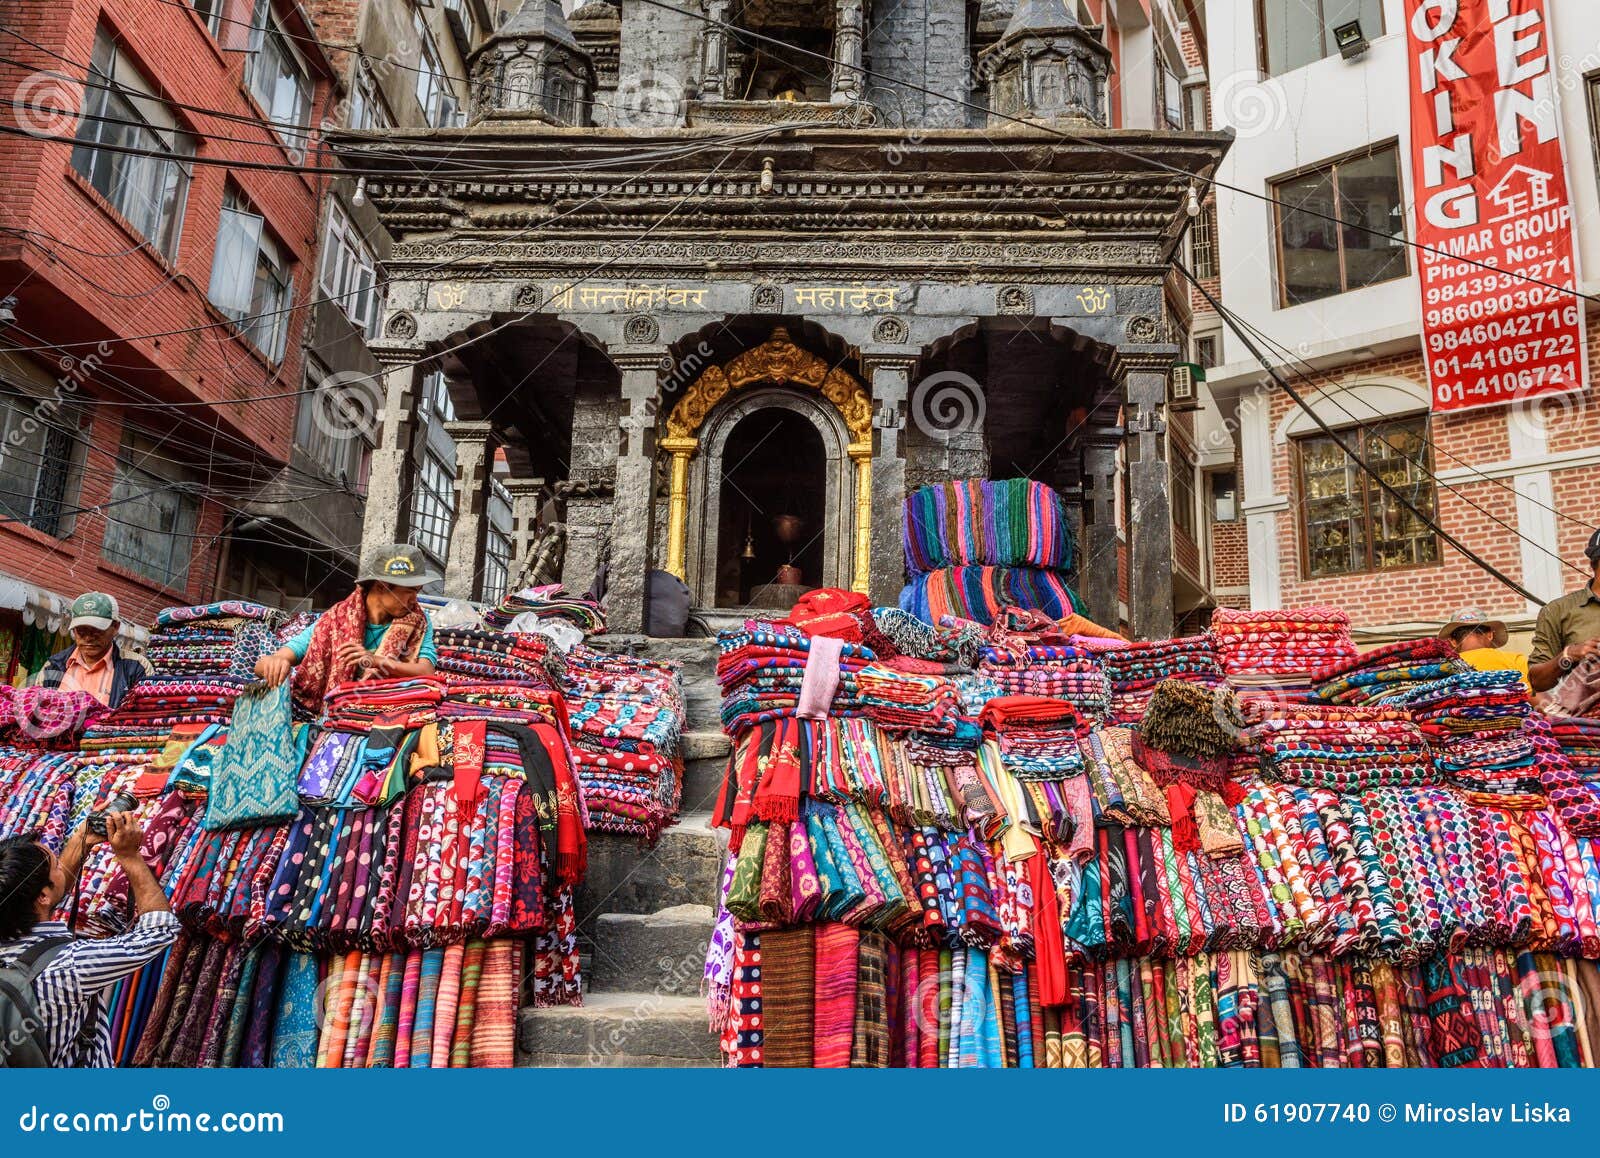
0,814 -> 178,1066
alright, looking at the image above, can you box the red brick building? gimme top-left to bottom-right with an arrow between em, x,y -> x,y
0,0 -> 339,674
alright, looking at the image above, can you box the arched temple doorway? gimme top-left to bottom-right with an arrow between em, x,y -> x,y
660,327 -> 872,610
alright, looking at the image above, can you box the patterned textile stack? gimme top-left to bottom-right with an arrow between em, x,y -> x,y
899,478 -> 1081,626
978,646 -> 1110,721
0,747 -> 77,851
1211,605 -> 1357,702
31,600 -> 597,1068
980,696 -> 1086,779
1245,703 -> 1433,792
1381,671 -> 1541,796
717,620 -> 876,731
1310,638 -> 1470,705
1542,715 -> 1600,836
482,583 -> 605,635
561,644 -> 685,841
1100,635 -> 1223,726
704,605 -> 1600,1069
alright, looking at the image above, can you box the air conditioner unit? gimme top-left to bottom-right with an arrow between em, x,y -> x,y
1169,362 -> 1204,410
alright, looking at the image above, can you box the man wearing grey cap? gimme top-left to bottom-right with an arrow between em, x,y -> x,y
35,592 -> 147,708
1529,529 -> 1600,693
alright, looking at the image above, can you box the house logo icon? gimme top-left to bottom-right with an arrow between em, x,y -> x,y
1485,164 -> 1559,223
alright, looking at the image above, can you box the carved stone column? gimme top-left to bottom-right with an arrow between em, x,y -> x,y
359,350 -> 423,563
502,477 -> 545,567
442,420 -> 497,601
1112,346 -> 1178,640
699,0 -> 731,99
608,348 -> 665,634
860,350 -> 917,607
1076,431 -> 1121,632
831,0 -> 865,102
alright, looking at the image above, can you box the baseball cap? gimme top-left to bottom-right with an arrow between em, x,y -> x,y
69,592 -> 120,631
357,543 -> 442,588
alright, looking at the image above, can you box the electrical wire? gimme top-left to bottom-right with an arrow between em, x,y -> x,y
1179,261 -> 1548,605
1212,298 -> 1599,549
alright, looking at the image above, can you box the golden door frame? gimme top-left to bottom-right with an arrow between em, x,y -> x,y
659,327 -> 873,594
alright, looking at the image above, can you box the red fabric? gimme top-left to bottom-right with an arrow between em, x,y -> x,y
291,587 -> 425,714
452,719 -> 486,805
752,717 -> 802,824
787,588 -> 871,642
978,695 -> 1081,731
1165,782 -> 1201,853
531,719 -> 587,885
1024,841 -> 1066,1006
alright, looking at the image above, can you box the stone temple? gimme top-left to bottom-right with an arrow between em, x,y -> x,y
333,0 -> 1229,641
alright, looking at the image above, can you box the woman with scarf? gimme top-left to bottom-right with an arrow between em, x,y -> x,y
255,543 -> 440,712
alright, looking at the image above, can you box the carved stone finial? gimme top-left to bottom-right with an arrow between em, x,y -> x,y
979,0 -> 1112,128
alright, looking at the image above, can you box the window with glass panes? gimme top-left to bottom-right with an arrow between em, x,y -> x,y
1273,145 -> 1407,306
1169,447 -> 1198,541
320,200 -> 383,339
207,185 -> 292,361
1191,202 -> 1218,279
482,481 -> 513,604
71,29 -> 193,260
0,388 -> 80,536
101,434 -> 200,589
1295,416 -> 1439,578
245,0 -> 312,160
349,63 -> 392,130
411,451 -> 455,561
1257,0 -> 1384,76
413,12 -> 451,126
294,362 -> 368,483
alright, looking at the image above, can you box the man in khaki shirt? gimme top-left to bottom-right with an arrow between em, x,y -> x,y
1529,530 -> 1600,693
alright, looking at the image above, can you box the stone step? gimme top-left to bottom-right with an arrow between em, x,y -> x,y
589,904 -> 716,994
517,992 -> 720,1067
679,730 -> 731,813
576,811 -> 727,929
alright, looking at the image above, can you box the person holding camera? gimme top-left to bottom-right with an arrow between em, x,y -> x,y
0,813 -> 177,1067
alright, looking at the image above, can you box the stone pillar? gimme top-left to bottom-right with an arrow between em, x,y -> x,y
607,348 -> 665,634
1112,347 -> 1179,640
359,353 -> 422,563
860,351 -> 917,608
503,477 -> 545,566
1077,431 -> 1121,632
699,0 -> 730,98
831,0 -> 865,102
442,420 -> 497,601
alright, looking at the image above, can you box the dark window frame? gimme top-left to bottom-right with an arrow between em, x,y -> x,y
1292,413 -> 1440,579
1271,142 -> 1409,308
1255,0 -> 1387,77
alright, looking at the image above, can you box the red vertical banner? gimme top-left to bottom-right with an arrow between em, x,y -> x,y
1406,0 -> 1587,413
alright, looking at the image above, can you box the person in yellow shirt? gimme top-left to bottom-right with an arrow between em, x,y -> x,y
1436,606 -> 1530,690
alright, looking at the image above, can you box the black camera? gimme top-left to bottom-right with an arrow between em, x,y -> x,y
86,793 -> 137,838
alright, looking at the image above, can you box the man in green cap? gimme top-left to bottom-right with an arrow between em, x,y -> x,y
254,543 -> 441,711
36,592 -> 148,708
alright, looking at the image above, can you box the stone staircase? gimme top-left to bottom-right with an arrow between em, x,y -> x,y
518,636 -> 730,1066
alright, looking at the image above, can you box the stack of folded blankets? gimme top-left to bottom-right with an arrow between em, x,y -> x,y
483,584 -> 605,635
1384,670 -> 1539,795
899,478 -> 1082,626
1245,702 -> 1433,791
562,644 -> 685,841
1310,637 -> 1470,705
1211,605 -> 1357,702
1099,634 -> 1222,725
855,664 -> 962,735
978,695 -> 1085,778
1541,714 -> 1600,836
0,747 -> 77,851
717,620 -> 875,731
321,676 -> 446,733
434,626 -> 563,685
977,645 -> 1110,721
